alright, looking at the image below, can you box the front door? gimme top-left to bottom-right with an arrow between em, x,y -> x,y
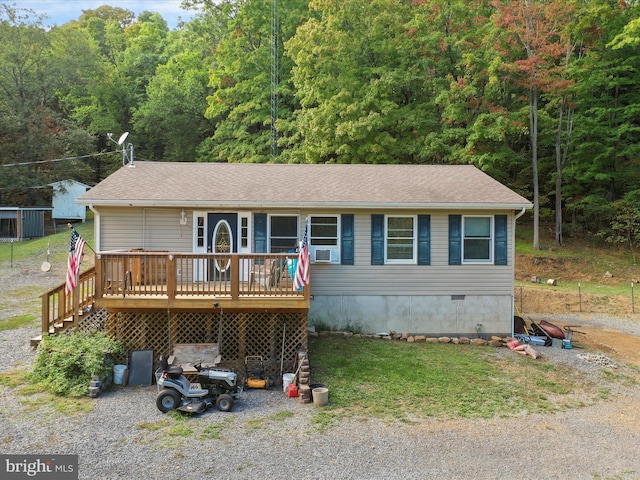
207,213 -> 238,279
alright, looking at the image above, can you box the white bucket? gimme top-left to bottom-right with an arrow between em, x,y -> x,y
113,364 -> 127,385
312,387 -> 329,407
282,373 -> 295,392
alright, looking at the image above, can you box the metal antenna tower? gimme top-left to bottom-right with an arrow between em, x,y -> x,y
270,0 -> 278,159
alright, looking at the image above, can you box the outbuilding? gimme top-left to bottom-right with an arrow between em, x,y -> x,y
0,207 -> 51,241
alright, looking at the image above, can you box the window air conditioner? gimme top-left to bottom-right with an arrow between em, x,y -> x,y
314,249 -> 332,263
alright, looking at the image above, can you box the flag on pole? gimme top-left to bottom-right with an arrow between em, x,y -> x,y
65,227 -> 86,296
293,221 -> 310,291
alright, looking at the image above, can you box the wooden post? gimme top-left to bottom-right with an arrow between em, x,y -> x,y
73,276 -> 80,325
166,254 -> 176,301
58,289 -> 66,327
41,293 -> 49,335
231,255 -> 239,300
95,254 -> 103,300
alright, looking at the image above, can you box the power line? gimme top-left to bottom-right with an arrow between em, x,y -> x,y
0,150 -> 119,168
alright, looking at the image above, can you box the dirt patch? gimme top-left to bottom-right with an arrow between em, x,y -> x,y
579,328 -> 640,369
515,253 -> 631,286
515,253 -> 640,371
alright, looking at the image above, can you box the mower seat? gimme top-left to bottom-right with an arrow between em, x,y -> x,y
160,355 -> 183,379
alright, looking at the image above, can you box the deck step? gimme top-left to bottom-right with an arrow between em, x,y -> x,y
30,335 -> 43,348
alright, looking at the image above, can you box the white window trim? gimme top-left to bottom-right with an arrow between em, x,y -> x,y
192,211 -> 206,253
268,214 -> 299,253
462,215 -> 494,264
384,215 -> 417,264
309,214 -> 341,264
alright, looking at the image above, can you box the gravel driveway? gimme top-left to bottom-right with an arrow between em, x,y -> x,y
1,324 -> 639,480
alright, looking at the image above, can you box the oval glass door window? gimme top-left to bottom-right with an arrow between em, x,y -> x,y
213,220 -> 232,272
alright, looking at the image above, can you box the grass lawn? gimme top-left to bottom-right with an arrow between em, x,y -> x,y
308,335 -> 608,423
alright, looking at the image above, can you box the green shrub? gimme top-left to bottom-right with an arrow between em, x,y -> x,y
28,332 -> 124,397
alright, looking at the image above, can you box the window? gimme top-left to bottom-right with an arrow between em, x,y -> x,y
372,214 -> 429,265
240,216 -> 248,249
463,216 -> 492,263
449,215 -> 506,265
270,216 -> 298,253
386,216 -> 416,263
196,216 -> 205,248
310,216 -> 338,246
309,215 -> 340,263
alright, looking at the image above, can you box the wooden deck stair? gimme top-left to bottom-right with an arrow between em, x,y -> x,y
31,304 -> 95,347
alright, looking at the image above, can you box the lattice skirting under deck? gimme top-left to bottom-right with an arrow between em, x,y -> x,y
96,310 -> 307,376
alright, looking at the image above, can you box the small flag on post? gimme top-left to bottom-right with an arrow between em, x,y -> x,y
65,227 -> 86,296
293,222 -> 310,291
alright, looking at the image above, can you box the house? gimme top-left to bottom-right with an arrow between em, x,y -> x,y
0,207 -> 51,241
50,180 -> 90,226
40,162 -> 531,372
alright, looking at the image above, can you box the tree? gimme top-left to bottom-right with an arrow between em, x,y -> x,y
286,0 -> 437,164
198,0 -> 307,163
601,196 -> 640,265
133,17 -> 219,161
492,0 -> 576,250
0,4 -> 93,204
564,0 -> 640,233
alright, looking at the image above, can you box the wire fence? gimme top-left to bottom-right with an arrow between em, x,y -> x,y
514,281 -> 640,317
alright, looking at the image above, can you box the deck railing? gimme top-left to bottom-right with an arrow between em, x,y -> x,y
41,251 -> 309,336
95,251 -> 307,300
41,267 -> 96,335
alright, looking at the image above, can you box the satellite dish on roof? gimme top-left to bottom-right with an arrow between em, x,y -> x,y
117,132 -> 129,145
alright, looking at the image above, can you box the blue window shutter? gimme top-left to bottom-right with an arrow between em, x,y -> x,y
371,214 -> 384,265
494,215 -> 508,265
449,215 -> 461,265
253,213 -> 267,253
417,215 -> 431,265
341,214 -> 354,265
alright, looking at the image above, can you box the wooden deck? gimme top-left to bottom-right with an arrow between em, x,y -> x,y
40,252 -> 310,338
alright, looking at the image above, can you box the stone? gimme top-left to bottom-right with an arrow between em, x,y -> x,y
470,338 -> 488,346
438,336 -> 451,343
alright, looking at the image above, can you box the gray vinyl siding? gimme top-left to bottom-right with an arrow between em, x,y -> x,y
98,207 -> 515,297
99,207 -> 193,252
309,211 -> 515,297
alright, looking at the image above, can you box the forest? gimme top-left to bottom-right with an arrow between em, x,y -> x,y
1,0 -> 639,250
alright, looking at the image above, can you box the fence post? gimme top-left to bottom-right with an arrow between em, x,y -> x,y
520,283 -> 523,313
578,282 -> 582,313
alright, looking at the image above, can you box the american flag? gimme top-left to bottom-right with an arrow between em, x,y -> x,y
65,227 -> 86,296
294,222 -> 310,291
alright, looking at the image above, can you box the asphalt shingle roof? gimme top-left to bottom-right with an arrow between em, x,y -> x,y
78,162 -> 532,210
